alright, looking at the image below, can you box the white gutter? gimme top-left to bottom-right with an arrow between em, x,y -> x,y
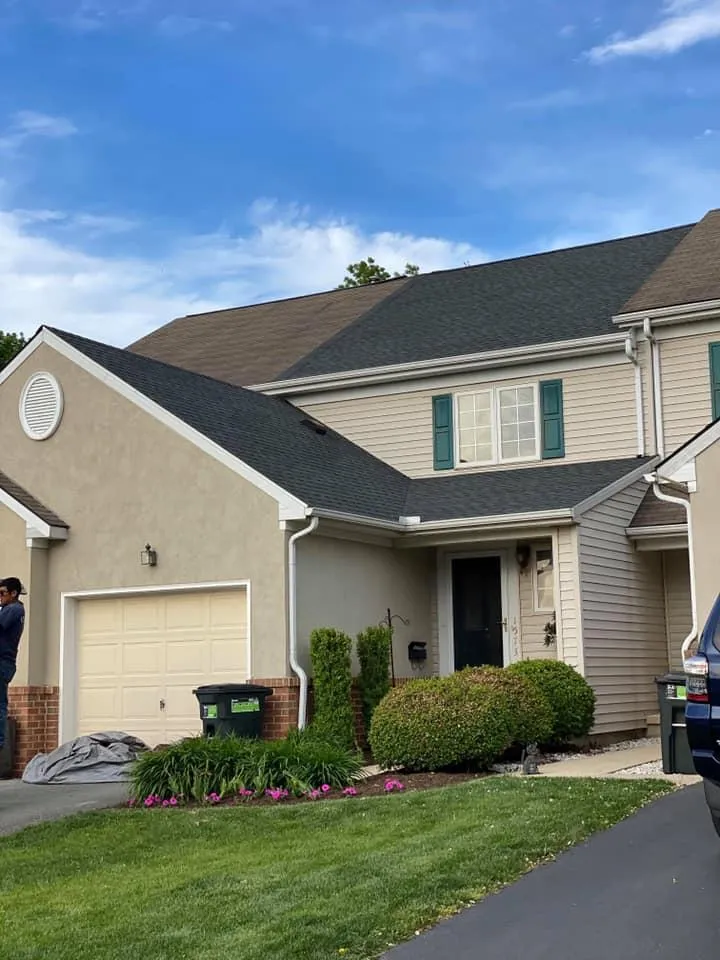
626,523 -> 688,539
643,318 -> 664,458
252,333 -> 627,396
651,480 -> 697,664
624,330 -> 645,456
613,297 -> 720,327
288,515 -> 319,728
310,506 -> 575,535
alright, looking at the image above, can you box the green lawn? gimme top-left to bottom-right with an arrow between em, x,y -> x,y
0,777 -> 671,960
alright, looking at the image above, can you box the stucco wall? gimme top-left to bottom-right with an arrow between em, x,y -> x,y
0,343 -> 288,684
295,534 -> 434,678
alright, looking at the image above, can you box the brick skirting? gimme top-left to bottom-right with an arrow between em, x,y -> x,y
255,677 -> 408,748
8,685 -> 59,776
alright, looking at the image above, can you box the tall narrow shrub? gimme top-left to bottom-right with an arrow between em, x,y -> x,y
310,627 -> 354,750
357,625 -> 391,734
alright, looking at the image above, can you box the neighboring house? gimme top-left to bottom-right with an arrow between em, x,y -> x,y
2,210 -> 720,770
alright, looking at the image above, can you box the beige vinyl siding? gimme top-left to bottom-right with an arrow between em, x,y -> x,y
660,330 -> 718,451
518,540 -> 557,660
556,526 -> 581,669
662,550 -> 692,672
578,481 -> 669,735
297,362 -> 638,477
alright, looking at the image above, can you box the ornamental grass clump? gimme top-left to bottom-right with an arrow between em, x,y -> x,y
129,729 -> 363,804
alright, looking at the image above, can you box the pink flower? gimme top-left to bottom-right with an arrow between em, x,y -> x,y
308,789 -> 321,800
127,798 -> 136,808
321,784 -> 331,793
342,787 -> 358,797
238,788 -> 254,798
384,779 -> 405,793
144,796 -> 154,807
162,800 -> 170,807
169,797 -> 178,806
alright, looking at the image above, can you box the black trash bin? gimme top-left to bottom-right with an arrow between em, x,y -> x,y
656,672 -> 695,775
193,683 -> 273,739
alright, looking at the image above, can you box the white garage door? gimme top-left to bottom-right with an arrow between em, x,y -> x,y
76,588 -> 249,746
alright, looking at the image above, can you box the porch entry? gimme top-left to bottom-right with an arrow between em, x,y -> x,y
451,556 -> 504,669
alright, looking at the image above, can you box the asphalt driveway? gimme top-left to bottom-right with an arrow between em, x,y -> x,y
388,783 -> 720,959
0,780 -> 128,836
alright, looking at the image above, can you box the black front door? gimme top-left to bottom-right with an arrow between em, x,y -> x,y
452,556 -> 504,670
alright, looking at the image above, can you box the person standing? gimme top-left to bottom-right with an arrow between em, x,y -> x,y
0,578 -> 25,753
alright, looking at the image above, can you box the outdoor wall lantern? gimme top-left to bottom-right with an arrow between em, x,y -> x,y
515,542 -> 531,570
140,543 -> 158,567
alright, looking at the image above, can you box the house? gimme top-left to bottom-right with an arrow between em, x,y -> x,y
2,210 -> 719,771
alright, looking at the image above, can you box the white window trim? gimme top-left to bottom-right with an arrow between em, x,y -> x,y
454,382 -> 541,469
532,544 -> 555,614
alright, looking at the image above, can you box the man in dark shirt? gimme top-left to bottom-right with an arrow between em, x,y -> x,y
0,577 -> 25,751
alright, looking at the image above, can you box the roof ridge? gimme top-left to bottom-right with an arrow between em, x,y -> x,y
177,275 -> 408,321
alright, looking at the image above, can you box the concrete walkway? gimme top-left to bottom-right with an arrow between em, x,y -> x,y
538,743 -> 701,784
0,780 -> 128,837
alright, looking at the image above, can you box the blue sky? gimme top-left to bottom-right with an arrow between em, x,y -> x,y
1,0 -> 719,345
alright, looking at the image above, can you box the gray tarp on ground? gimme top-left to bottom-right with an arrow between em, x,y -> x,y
22,732 -> 148,784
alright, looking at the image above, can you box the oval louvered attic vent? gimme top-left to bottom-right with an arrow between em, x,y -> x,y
19,372 -> 64,440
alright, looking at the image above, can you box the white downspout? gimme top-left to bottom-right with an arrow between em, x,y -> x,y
644,318 -> 664,458
652,481 -> 697,664
288,515 -> 319,729
625,330 -> 645,456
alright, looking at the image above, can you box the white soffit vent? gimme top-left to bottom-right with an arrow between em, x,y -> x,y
19,372 -> 64,440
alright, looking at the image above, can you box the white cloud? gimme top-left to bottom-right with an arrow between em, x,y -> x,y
0,199 -> 486,346
588,0 -> 720,61
0,111 -> 77,152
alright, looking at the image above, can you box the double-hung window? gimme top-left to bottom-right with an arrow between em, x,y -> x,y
456,384 -> 539,466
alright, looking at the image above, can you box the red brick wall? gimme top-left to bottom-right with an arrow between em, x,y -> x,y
8,685 -> 59,776
256,677 -> 404,749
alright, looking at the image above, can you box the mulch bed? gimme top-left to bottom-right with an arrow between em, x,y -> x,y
134,771 -> 488,810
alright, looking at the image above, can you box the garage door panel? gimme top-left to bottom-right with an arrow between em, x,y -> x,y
79,642 -> 122,677
78,599 -> 122,636
122,641 -> 165,675
164,594 -> 208,630
209,592 -> 247,630
77,588 -> 249,748
211,637 -> 248,673
122,597 -> 164,633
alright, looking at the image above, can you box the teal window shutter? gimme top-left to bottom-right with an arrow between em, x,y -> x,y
710,343 -> 720,420
540,380 -> 565,459
432,394 -> 454,470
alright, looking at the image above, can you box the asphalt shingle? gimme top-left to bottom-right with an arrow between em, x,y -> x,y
50,328 -> 652,527
280,225 -> 691,379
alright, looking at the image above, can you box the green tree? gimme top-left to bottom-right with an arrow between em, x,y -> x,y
338,257 -> 420,288
0,331 -> 26,370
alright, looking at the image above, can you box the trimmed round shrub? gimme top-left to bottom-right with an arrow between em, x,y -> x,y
454,666 -> 554,747
504,659 -> 595,743
368,676 -> 514,772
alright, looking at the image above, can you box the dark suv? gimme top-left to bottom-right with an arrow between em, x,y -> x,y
685,594 -> 720,834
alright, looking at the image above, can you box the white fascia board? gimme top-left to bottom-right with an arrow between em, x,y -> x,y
626,523 -> 688,539
572,458 -> 659,519
0,482 -> 66,540
38,330 -> 308,521
656,426 -> 720,480
612,298 -> 720,327
253,333 -> 627,397
307,506 -> 575,537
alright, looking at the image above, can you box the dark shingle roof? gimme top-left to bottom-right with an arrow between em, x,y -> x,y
619,210 -> 720,316
405,458 -> 651,523
128,278 -> 410,387
628,487 -> 687,528
279,226 -> 692,380
0,468 -> 67,528
52,328 -> 410,523
50,328 -> 653,527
